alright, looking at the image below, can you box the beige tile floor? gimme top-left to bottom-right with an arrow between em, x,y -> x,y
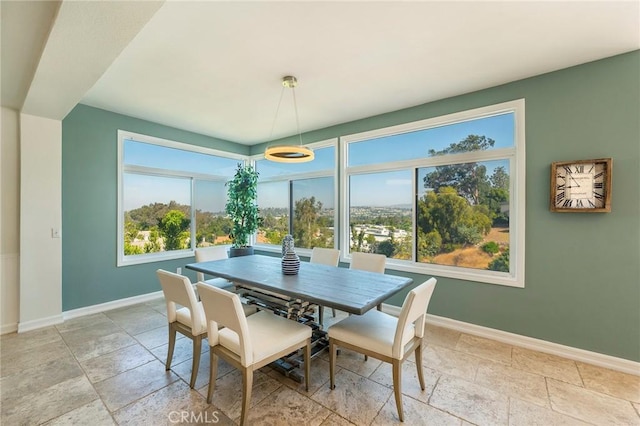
1,299 -> 639,425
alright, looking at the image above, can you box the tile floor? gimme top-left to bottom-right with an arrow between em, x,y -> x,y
1,299 -> 639,425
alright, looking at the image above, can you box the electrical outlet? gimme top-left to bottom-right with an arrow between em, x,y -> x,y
51,228 -> 61,238
176,267 -> 182,275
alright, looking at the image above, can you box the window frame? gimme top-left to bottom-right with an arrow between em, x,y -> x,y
252,138 -> 339,257
117,130 -> 246,267
339,100 -> 526,287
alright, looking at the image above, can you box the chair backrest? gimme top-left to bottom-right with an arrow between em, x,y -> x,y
350,252 -> 386,273
156,269 -> 204,334
197,282 -> 253,366
310,247 -> 340,266
194,246 -> 228,282
392,278 -> 437,359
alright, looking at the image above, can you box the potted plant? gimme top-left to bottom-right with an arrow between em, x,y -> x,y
225,163 -> 262,257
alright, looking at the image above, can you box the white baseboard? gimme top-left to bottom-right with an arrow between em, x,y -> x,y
63,290 -> 164,320
381,303 -> 639,376
18,314 -> 64,333
9,291 -> 164,334
381,304 -> 401,317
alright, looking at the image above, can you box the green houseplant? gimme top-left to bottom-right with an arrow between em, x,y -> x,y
225,163 -> 262,257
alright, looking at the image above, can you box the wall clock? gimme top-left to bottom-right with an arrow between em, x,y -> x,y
550,158 -> 612,212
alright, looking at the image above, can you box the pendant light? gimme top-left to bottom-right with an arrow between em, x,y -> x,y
264,76 -> 314,163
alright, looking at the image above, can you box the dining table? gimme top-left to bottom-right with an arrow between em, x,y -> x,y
185,253 -> 414,381
185,253 -> 414,315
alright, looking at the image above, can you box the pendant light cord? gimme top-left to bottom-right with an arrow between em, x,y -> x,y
291,86 -> 303,147
267,85 -> 286,142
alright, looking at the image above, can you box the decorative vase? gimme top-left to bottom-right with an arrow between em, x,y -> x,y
282,234 -> 294,256
282,248 -> 301,275
281,235 -> 300,275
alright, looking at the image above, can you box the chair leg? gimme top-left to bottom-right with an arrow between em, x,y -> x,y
318,305 -> 324,327
206,351 -> 218,404
329,339 -> 336,389
166,323 -> 177,371
304,339 -> 311,392
392,359 -> 404,422
190,335 -> 202,388
415,342 -> 425,390
240,368 -> 253,426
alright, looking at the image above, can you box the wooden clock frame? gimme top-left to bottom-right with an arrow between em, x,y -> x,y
550,158 -> 612,213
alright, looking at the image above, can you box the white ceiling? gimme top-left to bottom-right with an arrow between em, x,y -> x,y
3,1 -> 639,146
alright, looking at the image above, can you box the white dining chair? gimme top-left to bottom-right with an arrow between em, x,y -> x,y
351,251 -> 386,312
310,247 -> 340,325
328,278 -> 437,422
156,269 -> 208,389
194,246 -> 234,291
350,251 -> 386,273
197,282 -> 312,426
156,269 -> 257,388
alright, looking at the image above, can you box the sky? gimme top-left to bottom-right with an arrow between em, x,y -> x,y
123,112 -> 514,211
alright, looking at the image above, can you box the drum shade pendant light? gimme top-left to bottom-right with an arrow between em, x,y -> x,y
265,76 -> 314,163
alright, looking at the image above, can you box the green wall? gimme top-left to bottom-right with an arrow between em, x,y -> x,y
62,106 -> 248,311
63,51 -> 639,362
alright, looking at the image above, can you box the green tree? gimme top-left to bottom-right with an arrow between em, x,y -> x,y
124,241 -> 143,255
490,166 -> 509,191
350,225 -> 366,252
417,186 -> 491,249
293,196 -> 323,248
483,187 -> 509,224
478,166 -> 510,225
488,247 -> 510,272
127,201 -> 189,230
124,213 -> 140,243
376,239 -> 396,258
395,234 -> 413,260
482,241 -> 500,255
418,229 -> 442,259
144,228 -> 161,253
418,187 -> 468,243
195,213 -> 234,246
158,210 -> 190,251
424,135 -> 494,205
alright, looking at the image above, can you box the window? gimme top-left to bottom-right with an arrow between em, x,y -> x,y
117,131 -> 245,266
341,100 -> 525,287
255,140 -> 337,253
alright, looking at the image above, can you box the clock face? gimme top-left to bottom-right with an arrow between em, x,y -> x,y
555,163 -> 604,208
551,158 -> 611,212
